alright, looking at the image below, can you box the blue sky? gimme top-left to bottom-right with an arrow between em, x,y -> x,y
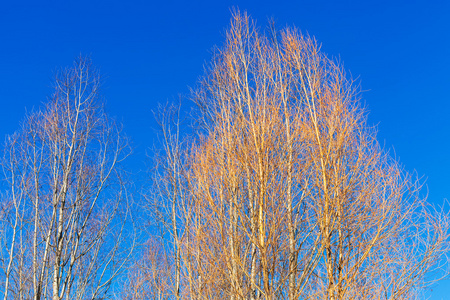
1,0 -> 449,297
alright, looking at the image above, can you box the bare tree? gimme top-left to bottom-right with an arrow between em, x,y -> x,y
142,11 -> 449,300
0,57 -> 133,300
147,103 -> 188,300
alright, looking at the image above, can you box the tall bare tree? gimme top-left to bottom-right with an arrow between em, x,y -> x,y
141,11 -> 449,300
150,104 -> 186,300
0,57 -> 133,300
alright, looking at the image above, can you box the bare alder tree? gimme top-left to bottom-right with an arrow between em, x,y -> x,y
141,11 -> 449,300
123,103 -> 188,300
147,104 -> 188,300
0,57 -> 133,300
154,104 -> 186,300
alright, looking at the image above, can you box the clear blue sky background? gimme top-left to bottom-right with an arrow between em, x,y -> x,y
1,0 -> 449,298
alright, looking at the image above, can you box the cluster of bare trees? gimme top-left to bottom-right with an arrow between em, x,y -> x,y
0,58 -> 133,300
0,12 -> 449,300
131,11 -> 449,300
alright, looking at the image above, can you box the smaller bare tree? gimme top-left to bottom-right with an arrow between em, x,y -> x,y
0,57 -> 134,300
